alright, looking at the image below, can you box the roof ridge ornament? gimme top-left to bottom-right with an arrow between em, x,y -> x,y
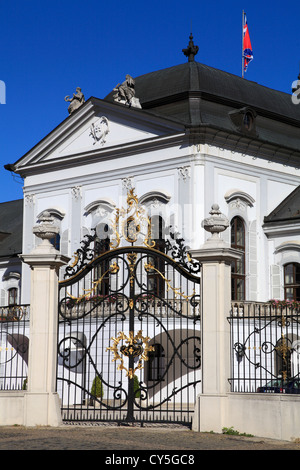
64,87 -> 85,115
113,74 -> 142,108
182,33 -> 199,62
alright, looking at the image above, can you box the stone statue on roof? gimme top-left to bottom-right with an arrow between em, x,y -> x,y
64,87 -> 85,115
113,75 -> 141,108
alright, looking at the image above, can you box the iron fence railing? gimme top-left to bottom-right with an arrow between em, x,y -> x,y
229,301 -> 300,394
0,305 -> 30,391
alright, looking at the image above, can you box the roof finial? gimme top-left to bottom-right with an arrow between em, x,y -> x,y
182,32 -> 199,62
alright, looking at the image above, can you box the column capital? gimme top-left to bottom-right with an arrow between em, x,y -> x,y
190,243 -> 241,265
20,252 -> 70,269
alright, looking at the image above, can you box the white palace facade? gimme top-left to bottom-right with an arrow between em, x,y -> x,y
1,35 -> 300,312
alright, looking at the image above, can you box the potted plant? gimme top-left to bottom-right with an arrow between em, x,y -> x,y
22,377 -> 27,390
90,375 -> 104,405
133,374 -> 141,399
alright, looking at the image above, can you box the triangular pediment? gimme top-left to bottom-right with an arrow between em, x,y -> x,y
11,97 -> 185,174
264,185 -> 300,224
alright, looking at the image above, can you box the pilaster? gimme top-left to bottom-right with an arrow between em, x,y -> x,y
20,212 -> 69,426
191,205 -> 241,432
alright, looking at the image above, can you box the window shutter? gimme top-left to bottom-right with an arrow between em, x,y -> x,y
270,264 -> 281,299
223,224 -> 230,244
60,229 -> 69,256
248,220 -> 257,300
0,289 -> 6,307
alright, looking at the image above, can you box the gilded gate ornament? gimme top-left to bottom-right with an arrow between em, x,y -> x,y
127,252 -> 137,287
275,333 -> 292,381
144,261 -> 195,301
68,262 -> 119,303
110,188 -> 155,249
106,330 -> 155,379
64,188 -> 201,278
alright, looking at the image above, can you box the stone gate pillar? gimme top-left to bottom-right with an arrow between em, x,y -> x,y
191,205 -> 241,433
21,212 -> 69,426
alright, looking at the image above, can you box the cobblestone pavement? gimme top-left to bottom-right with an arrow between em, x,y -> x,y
0,424 -> 299,451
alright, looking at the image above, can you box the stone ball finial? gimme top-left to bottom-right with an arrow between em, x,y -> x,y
202,204 -> 229,239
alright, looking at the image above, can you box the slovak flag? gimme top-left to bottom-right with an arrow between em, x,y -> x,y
243,14 -> 253,72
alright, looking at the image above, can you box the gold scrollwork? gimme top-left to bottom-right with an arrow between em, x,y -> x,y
106,330 -> 155,379
110,188 -> 155,249
110,209 -> 121,249
123,215 -> 140,243
275,334 -> 291,367
68,262 -> 119,303
127,252 -> 137,287
144,262 -> 195,300
70,252 -> 79,268
280,315 -> 286,328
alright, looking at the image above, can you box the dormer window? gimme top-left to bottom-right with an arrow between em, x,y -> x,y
243,112 -> 253,131
229,107 -> 257,135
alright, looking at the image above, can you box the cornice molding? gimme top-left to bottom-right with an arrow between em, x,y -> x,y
263,221 -> 300,238
187,125 -> 300,167
13,132 -> 187,177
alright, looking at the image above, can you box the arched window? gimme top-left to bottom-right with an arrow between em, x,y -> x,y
150,215 -> 165,253
94,223 -> 111,297
284,263 -> 300,301
147,216 -> 165,297
231,216 -> 246,300
148,343 -> 165,381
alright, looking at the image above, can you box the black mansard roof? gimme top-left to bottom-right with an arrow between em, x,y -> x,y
0,199 -> 23,258
105,60 -> 300,164
114,62 -> 299,123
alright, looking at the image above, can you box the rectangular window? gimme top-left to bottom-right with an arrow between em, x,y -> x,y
231,217 -> 246,301
284,263 -> 300,301
8,288 -> 18,306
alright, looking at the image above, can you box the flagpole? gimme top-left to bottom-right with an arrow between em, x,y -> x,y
242,10 -> 244,78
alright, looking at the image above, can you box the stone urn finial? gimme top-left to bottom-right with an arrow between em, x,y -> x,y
32,211 -> 59,253
202,204 -> 229,240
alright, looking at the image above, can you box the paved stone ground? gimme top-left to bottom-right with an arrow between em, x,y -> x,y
0,423 -> 299,451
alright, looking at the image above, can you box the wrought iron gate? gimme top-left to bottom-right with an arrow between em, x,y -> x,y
57,190 -> 201,427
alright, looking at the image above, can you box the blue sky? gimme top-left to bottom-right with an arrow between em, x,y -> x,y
0,0 -> 299,203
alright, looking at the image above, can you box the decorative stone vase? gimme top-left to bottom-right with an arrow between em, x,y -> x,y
202,204 -> 229,240
32,211 -> 59,253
